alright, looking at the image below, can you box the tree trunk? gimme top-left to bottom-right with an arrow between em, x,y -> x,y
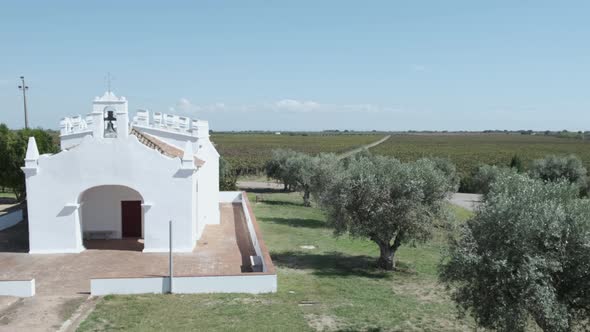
283,182 -> 288,191
13,188 -> 25,202
376,241 -> 396,270
302,190 -> 311,207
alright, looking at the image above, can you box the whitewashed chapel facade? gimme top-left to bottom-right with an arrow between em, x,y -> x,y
22,91 -> 220,253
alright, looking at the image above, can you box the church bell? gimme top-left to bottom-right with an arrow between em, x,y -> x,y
104,110 -> 117,138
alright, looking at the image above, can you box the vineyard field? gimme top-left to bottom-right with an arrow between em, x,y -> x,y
212,133 -> 385,174
370,133 -> 590,177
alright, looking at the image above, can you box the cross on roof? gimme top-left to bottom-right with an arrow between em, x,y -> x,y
105,72 -> 115,93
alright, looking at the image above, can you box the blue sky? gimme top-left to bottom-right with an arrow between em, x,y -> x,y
1,1 -> 589,131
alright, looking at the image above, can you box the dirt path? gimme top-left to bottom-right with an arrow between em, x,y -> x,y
0,295 -> 87,332
338,135 -> 391,159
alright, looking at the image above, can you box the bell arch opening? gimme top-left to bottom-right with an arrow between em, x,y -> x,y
77,185 -> 144,251
103,106 -> 118,138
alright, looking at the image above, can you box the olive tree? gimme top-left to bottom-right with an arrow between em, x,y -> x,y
426,157 -> 460,192
284,152 -> 340,207
319,153 -> 455,270
470,164 -> 516,196
265,149 -> 297,191
440,173 -> 590,331
529,154 -> 588,194
283,152 -> 315,206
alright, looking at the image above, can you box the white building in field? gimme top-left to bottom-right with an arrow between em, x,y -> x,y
22,91 -> 220,254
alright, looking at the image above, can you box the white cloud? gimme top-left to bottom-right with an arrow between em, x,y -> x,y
176,97 -> 192,110
274,99 -> 320,112
176,97 -> 202,112
166,98 -> 402,115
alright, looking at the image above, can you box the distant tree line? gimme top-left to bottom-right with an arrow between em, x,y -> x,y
264,148 -> 590,330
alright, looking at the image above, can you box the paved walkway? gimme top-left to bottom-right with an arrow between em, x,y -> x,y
0,203 -> 257,331
0,204 -> 255,295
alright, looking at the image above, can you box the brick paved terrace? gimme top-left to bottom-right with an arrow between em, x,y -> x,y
0,203 -> 266,296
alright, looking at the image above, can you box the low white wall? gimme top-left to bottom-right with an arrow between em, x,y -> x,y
239,198 -> 265,271
91,274 -> 277,296
91,277 -> 168,295
0,209 -> 23,231
174,275 -> 276,294
0,279 -> 35,297
219,191 -> 267,272
219,191 -> 242,203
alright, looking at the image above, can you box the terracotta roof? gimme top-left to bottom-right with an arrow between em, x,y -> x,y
131,128 -> 205,167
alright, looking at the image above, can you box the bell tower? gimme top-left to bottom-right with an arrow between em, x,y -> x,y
90,91 -> 129,139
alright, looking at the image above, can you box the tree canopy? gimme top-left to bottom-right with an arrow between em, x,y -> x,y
219,156 -> 238,191
470,164 -> 517,196
440,172 -> 590,331
265,149 -> 297,191
318,153 -> 455,270
0,124 -> 59,200
529,154 -> 588,195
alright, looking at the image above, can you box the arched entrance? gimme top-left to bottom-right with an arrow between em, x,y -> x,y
78,185 -> 144,251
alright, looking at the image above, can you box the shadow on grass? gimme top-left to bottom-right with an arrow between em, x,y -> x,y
258,199 -> 304,208
241,188 -> 286,194
272,251 -> 392,279
259,217 -> 327,229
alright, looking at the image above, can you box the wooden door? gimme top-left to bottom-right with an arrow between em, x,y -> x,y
121,201 -> 142,238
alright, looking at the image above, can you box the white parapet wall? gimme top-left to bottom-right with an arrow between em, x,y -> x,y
0,209 -> 23,231
219,191 -> 242,203
91,274 -> 277,296
0,279 -> 35,297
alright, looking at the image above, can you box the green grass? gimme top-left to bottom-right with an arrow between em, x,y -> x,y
0,192 -> 16,199
79,193 -> 475,332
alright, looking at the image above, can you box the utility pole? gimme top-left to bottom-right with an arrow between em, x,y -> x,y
18,76 -> 29,129
169,220 -> 173,294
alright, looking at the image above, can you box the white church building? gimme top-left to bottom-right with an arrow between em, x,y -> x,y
22,91 -> 221,254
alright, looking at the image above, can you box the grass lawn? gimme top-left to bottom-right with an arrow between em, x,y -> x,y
0,192 -> 16,199
78,192 -> 475,332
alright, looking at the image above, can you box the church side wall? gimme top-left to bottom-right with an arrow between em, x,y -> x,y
196,140 -> 220,238
26,135 -> 196,254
